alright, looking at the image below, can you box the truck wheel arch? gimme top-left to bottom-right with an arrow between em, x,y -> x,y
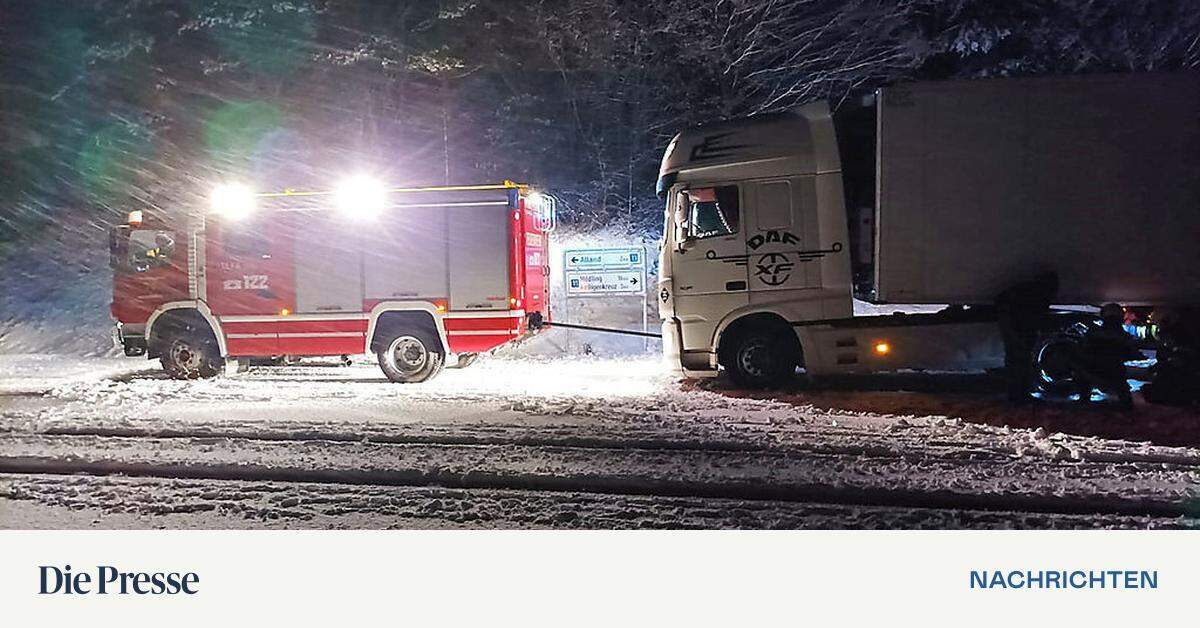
366,303 -> 449,356
145,302 -> 226,359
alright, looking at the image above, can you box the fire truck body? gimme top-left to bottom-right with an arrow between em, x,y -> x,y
111,182 -> 553,382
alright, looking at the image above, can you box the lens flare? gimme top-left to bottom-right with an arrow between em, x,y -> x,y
335,175 -> 387,218
210,183 -> 256,220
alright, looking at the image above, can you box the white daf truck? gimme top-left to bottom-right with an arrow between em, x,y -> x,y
656,72 -> 1200,387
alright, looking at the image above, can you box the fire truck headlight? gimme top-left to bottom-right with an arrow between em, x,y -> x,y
210,183 -> 256,220
335,175 -> 387,218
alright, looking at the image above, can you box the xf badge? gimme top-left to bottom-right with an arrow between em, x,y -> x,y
754,253 -> 794,286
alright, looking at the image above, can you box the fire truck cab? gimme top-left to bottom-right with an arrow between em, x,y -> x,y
110,180 -> 554,383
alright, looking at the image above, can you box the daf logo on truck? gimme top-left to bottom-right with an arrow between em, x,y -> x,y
747,230 -> 800,250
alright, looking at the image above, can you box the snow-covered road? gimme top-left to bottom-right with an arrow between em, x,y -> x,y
2,354 -> 1198,528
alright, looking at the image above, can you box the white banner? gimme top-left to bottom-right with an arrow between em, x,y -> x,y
1,531 -> 1196,626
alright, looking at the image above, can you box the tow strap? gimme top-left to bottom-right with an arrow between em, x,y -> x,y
541,321 -> 662,338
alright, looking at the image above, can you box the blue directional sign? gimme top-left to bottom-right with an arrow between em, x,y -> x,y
564,248 -> 644,271
563,247 -> 646,297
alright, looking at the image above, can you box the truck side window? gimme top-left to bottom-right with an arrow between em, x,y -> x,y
687,185 -> 740,239
125,229 -> 175,273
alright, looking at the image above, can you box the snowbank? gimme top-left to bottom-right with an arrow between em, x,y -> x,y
0,219 -> 118,357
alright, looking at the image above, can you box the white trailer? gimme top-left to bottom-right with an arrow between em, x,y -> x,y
655,72 -> 1200,387
872,72 -> 1200,306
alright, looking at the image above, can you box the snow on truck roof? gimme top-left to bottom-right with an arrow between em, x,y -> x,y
201,180 -> 539,220
657,101 -> 842,195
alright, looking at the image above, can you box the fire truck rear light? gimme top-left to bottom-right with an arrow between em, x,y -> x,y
210,183 -> 256,220
335,175 -> 386,218
509,297 -> 521,308
127,210 -> 143,225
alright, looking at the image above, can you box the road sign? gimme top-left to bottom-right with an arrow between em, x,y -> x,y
560,245 -> 652,348
565,270 -> 644,296
563,248 -> 644,270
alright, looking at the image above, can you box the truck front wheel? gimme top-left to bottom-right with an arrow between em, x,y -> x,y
377,332 -> 445,383
161,333 -> 223,379
720,324 -> 800,388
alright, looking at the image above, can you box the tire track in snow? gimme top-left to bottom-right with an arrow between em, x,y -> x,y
1,433 -> 1197,520
6,473 -> 1189,530
13,412 -> 1200,468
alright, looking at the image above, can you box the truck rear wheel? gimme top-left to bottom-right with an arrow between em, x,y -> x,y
161,333 -> 222,380
720,324 -> 800,388
377,332 -> 445,383
1035,333 -> 1080,394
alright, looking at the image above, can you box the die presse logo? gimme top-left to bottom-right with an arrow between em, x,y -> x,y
38,564 -> 199,595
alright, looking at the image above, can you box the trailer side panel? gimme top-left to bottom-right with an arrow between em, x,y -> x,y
874,72 -> 1200,305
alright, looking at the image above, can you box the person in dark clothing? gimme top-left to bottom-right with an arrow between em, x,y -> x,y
1070,303 -> 1140,409
995,272 -> 1059,403
1142,308 -> 1200,406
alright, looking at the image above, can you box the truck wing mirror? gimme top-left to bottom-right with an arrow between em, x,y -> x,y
109,227 -> 130,270
673,199 -> 691,251
674,203 -> 688,225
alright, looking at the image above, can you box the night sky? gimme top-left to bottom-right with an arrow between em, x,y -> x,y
2,0 -> 1197,245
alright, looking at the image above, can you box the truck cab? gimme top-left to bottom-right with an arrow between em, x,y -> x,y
657,103 -> 852,384
109,213 -> 188,357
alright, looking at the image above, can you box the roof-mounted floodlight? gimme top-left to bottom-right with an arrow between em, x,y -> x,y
210,183 -> 256,220
335,175 -> 387,218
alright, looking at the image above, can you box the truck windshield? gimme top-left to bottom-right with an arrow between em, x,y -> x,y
686,186 -> 739,239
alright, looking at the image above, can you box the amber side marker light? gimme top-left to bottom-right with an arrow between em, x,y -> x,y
280,308 -> 291,316
874,341 -> 891,356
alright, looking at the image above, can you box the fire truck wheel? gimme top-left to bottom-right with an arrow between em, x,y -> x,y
377,333 -> 445,383
722,325 -> 799,389
161,334 -> 222,380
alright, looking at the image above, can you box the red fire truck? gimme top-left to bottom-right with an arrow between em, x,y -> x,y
110,180 -> 554,382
